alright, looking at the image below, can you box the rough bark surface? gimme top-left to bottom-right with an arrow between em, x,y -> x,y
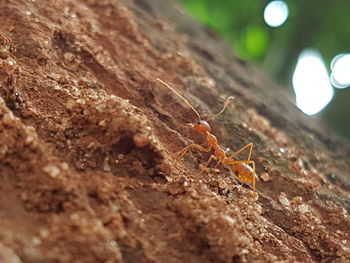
0,0 -> 350,262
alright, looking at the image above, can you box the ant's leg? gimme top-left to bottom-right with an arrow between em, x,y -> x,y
251,160 -> 256,190
176,143 -> 212,160
228,143 -> 253,161
214,159 -> 222,169
200,155 -> 217,174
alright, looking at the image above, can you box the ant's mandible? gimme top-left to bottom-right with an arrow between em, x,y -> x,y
156,78 -> 259,190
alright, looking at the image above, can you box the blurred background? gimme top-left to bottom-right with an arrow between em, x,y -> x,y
181,0 -> 350,140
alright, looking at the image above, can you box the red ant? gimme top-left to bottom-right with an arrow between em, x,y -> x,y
156,78 -> 259,190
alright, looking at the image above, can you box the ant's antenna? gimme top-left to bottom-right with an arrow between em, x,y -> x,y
156,78 -> 202,122
206,96 -> 234,121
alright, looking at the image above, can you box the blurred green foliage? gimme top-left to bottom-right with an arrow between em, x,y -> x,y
181,0 -> 268,60
181,0 -> 350,140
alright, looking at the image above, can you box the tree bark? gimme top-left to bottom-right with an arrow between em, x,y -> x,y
0,0 -> 349,262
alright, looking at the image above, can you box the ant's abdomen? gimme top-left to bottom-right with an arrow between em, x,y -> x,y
232,163 -> 255,184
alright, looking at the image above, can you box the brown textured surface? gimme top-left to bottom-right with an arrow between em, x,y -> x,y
0,0 -> 350,262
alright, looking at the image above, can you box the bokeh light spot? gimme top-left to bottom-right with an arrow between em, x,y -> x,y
330,53 -> 350,89
264,1 -> 289,28
292,49 -> 334,116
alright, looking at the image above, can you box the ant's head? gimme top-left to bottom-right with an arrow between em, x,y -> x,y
193,120 -> 211,134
